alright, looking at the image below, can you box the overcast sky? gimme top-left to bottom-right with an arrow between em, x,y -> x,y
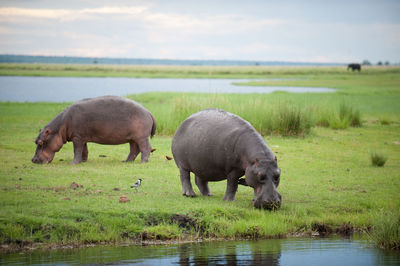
0,0 -> 399,63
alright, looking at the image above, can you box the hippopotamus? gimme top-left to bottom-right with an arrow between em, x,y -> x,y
347,63 -> 361,71
32,95 -> 156,164
171,109 -> 281,210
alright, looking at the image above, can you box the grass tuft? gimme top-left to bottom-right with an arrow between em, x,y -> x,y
370,151 -> 388,167
326,103 -> 362,129
275,105 -> 311,136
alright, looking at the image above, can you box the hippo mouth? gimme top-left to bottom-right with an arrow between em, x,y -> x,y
32,158 -> 49,164
32,155 -> 53,164
252,187 -> 282,210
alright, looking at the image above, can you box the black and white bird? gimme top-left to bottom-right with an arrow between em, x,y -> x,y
130,179 -> 143,191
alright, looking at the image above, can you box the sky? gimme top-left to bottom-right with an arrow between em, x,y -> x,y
0,0 -> 399,63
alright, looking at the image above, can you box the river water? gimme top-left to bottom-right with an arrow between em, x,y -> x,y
1,238 -> 399,265
0,76 -> 335,102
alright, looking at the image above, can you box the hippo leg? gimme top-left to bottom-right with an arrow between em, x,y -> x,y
179,168 -> 196,197
125,141 -> 140,162
195,176 -> 212,196
72,139 -> 84,164
138,138 -> 151,163
223,171 -> 241,201
82,143 -> 88,162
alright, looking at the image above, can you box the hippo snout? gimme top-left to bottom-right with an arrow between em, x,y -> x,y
32,156 -> 42,164
32,155 -> 51,164
253,193 -> 282,210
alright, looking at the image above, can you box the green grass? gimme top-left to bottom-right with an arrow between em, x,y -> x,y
1,63 -> 400,79
0,65 -> 399,251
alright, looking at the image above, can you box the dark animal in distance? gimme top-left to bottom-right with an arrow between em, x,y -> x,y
32,95 -> 156,164
172,109 -> 281,210
347,63 -> 361,72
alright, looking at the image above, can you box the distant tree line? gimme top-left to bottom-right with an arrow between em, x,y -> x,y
361,60 -> 392,66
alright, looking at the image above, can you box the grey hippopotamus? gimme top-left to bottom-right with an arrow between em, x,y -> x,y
171,109 -> 281,210
32,95 -> 156,164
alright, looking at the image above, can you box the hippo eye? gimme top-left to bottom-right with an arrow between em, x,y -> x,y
258,173 -> 266,182
273,173 -> 280,185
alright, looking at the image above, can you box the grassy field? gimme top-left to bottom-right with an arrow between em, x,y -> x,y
0,65 -> 399,251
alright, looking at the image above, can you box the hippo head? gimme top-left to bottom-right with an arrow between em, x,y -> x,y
245,157 -> 281,210
32,128 -> 63,164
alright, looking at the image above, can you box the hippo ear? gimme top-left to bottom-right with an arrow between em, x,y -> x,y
43,128 -> 51,139
275,156 -> 278,163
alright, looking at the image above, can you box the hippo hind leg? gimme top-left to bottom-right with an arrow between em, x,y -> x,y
195,176 -> 212,196
124,141 -> 140,162
82,143 -> 88,162
179,168 -> 196,197
137,138 -> 151,163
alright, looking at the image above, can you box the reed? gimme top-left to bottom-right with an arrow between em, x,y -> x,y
369,211 -> 400,250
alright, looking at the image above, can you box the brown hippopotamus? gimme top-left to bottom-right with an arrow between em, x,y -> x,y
32,95 -> 156,164
171,109 -> 281,210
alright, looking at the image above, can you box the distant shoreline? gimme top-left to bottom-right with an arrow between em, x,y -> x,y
0,54 -> 345,66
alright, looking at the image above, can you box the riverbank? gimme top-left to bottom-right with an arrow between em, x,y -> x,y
0,67 -> 399,251
0,122 -> 399,252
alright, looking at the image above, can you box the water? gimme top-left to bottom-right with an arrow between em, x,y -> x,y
0,76 -> 335,102
1,238 -> 399,265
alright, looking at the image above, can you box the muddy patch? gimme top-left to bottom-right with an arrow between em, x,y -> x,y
336,223 -> 354,236
312,223 -> 333,236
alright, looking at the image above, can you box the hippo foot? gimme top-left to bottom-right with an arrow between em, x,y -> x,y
183,192 -> 197,197
223,194 -> 236,201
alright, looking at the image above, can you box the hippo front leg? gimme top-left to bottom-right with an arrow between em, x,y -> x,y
223,171 -> 242,201
179,168 -> 196,197
82,143 -> 88,162
72,139 -> 84,164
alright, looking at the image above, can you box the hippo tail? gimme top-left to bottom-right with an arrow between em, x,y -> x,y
150,114 -> 156,138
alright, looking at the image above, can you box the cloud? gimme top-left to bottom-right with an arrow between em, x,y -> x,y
0,6 -> 148,22
0,3 -> 398,62
0,5 -> 285,31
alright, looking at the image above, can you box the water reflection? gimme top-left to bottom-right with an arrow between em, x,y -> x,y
176,241 -> 281,265
1,238 -> 399,265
